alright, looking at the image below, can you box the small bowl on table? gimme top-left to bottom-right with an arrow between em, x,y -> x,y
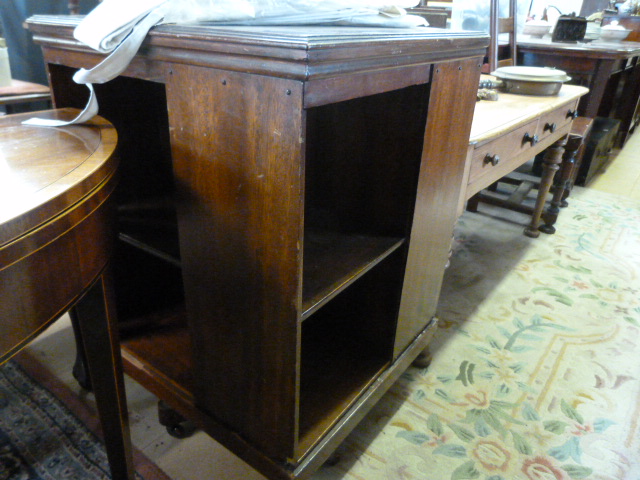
523,21 -> 552,38
599,25 -> 631,42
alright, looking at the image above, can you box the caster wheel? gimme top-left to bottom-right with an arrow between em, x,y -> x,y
158,400 -> 197,439
166,421 -> 197,439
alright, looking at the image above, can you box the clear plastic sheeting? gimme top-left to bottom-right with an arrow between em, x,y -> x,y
162,0 -> 421,25
24,0 -> 425,126
161,0 -> 254,24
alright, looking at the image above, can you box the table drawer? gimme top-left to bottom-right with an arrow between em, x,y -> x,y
537,99 -> 579,141
469,119 -> 539,184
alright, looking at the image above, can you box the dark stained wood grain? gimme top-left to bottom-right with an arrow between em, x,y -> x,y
0,110 -> 134,480
301,232 -> 404,319
394,57 -> 483,358
27,16 -> 487,83
0,110 -> 117,248
28,18 -> 489,479
73,274 -> 136,480
166,62 -> 304,459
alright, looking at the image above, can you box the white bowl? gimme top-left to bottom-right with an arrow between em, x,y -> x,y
523,22 -> 552,38
599,28 -> 631,42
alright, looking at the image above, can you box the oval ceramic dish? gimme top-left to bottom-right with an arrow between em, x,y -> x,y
491,66 -> 571,96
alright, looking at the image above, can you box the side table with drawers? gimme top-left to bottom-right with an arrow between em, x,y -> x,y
460,82 -> 589,237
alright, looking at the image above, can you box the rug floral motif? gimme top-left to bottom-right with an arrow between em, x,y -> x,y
315,188 -> 640,480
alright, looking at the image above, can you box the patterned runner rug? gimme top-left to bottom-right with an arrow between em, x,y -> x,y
0,352 -> 170,480
316,188 -> 640,480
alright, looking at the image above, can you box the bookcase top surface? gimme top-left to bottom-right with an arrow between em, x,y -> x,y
27,15 -> 488,64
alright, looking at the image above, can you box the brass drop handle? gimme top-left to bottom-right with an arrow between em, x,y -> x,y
484,153 -> 500,166
523,132 -> 539,146
544,122 -> 557,133
567,109 -> 578,119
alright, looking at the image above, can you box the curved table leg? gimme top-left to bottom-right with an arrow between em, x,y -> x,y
73,271 -> 135,480
525,136 -> 567,238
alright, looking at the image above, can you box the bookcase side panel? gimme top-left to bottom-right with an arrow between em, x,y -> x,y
394,56 -> 483,358
165,63 -> 305,459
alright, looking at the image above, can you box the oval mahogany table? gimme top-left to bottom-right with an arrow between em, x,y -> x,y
0,109 -> 134,480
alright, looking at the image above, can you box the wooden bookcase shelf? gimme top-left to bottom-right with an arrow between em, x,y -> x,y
121,306 -> 193,397
301,231 -> 404,319
29,17 -> 487,480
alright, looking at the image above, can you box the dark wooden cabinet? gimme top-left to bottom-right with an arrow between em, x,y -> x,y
27,17 -> 487,479
517,37 -> 640,148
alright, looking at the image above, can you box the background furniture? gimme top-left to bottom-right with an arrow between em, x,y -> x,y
461,82 -> 589,237
486,0 -> 517,72
553,116 -> 594,205
0,109 -> 133,480
576,116 -> 620,184
602,14 -> 640,42
0,0 -> 99,87
579,0 -> 612,17
407,6 -> 449,28
518,37 -> 640,149
0,78 -> 50,113
27,17 -> 488,480
68,0 -> 102,15
472,116 -> 594,233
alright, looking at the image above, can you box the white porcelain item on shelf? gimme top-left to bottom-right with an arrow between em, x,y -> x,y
602,21 -> 626,29
523,21 -> 552,37
599,27 -> 631,42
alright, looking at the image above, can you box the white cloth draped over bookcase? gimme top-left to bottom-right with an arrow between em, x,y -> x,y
24,0 -> 427,126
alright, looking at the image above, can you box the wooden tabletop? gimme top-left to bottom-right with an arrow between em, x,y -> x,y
470,81 -> 589,145
0,80 -> 51,107
518,35 -> 640,58
0,79 -> 50,96
0,109 -> 118,247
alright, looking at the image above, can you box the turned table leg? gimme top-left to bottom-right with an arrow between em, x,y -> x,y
525,136 -> 567,238
557,135 -> 581,209
540,134 -> 582,232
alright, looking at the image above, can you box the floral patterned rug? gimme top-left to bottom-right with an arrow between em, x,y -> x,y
315,187 -> 640,480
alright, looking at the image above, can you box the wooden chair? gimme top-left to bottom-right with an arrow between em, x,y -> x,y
0,109 -> 135,480
485,0 -> 517,73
